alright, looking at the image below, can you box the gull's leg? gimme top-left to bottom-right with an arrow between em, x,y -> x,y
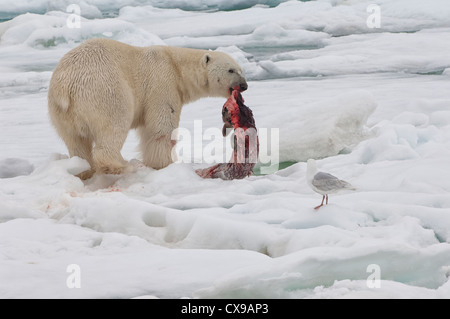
326,195 -> 329,205
314,195 -> 325,210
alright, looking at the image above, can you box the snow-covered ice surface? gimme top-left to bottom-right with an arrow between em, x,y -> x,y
1,0 -> 450,299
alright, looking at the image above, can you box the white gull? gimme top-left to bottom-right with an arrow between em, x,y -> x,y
307,159 -> 356,210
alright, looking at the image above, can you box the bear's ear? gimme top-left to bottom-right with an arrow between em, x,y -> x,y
202,53 -> 211,68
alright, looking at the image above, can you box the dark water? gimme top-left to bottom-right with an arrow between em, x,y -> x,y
0,12 -> 20,23
0,9 -> 119,23
253,161 -> 297,176
245,44 -> 322,62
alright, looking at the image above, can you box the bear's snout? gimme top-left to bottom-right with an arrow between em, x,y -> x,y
239,81 -> 248,92
232,79 -> 248,93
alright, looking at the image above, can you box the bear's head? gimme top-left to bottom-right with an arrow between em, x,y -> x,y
202,51 -> 248,98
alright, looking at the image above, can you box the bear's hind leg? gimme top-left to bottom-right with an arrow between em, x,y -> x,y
62,134 -> 95,180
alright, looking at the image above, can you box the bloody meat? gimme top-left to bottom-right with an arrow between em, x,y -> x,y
196,88 -> 259,180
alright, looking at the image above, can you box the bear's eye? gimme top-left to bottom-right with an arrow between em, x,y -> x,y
228,69 -> 235,74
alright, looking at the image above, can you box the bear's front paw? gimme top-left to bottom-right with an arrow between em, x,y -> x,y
97,163 -> 136,176
76,169 -> 95,180
97,165 -> 125,175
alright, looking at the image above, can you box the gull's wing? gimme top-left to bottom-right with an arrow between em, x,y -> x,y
312,172 -> 353,193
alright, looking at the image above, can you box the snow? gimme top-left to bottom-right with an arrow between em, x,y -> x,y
262,30 -> 450,78
0,158 -> 34,178
0,12 -> 165,48
1,0 -> 450,299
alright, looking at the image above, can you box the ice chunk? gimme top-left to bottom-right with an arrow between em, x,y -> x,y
165,22 -> 328,52
268,90 -> 377,163
0,12 -> 164,48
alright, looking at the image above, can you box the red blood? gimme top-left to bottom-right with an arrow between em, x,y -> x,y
196,89 -> 259,180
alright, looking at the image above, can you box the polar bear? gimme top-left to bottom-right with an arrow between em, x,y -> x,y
48,38 -> 248,180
